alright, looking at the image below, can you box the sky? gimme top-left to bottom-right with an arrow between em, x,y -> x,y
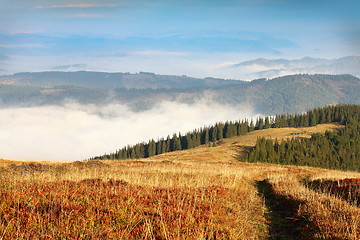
0,0 -> 360,161
0,0 -> 359,78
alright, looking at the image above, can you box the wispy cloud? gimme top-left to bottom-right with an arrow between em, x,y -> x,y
53,64 -> 88,70
0,44 -> 46,48
64,13 -> 104,18
35,3 -> 117,9
131,50 -> 189,57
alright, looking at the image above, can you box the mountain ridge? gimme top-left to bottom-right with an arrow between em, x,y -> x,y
0,72 -> 359,115
1,71 -> 241,89
232,56 -> 360,79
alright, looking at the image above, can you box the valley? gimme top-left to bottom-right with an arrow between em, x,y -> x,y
1,72 -> 360,114
1,122 -> 358,239
3,1 -> 360,239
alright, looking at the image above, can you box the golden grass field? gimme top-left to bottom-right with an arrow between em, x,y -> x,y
1,123 -> 359,239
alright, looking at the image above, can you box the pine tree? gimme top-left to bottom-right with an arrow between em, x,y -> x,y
156,139 -> 163,155
264,117 -> 271,129
217,123 -> 224,140
201,127 -> 210,144
184,133 -> 193,149
309,111 -> 317,126
147,139 -> 156,157
249,120 -> 255,131
165,135 -> 171,153
256,117 -> 264,130
210,126 -> 218,142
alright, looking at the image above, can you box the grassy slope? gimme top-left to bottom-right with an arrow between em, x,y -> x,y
1,123 -> 359,239
131,123 -> 344,165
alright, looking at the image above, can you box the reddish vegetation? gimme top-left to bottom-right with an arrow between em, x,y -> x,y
307,178 -> 360,205
0,178 -> 245,239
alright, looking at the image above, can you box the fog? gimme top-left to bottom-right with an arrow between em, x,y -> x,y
3,52 -> 358,81
0,101 -> 256,161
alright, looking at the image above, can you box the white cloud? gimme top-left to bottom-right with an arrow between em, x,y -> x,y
213,61 -> 238,69
35,4 -> 117,9
4,51 -> 357,81
1,53 -> 258,80
131,50 -> 189,57
64,13 -> 104,18
0,44 -> 46,48
0,102 -> 256,161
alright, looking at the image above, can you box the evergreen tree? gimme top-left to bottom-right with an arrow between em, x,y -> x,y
249,120 -> 255,131
309,111 -> 317,126
165,135 -> 171,153
200,127 -> 209,144
255,117 -> 264,130
264,117 -> 271,129
170,133 -> 181,151
92,104 -> 360,164
184,133 -> 193,149
147,139 -> 156,157
216,123 -> 224,140
210,126 -> 218,142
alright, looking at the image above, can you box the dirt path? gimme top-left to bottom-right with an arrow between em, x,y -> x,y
256,180 -> 304,240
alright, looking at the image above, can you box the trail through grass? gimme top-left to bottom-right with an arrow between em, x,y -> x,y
0,123 -> 358,239
257,180 -> 305,240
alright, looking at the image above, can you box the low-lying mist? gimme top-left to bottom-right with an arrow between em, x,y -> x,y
0,101 -> 257,161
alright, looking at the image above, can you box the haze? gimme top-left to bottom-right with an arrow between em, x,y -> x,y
1,0 -> 359,78
0,102 -> 255,161
0,0 -> 359,160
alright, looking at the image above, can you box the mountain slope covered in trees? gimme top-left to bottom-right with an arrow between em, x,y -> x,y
0,71 -> 237,89
92,104 -> 360,172
1,72 -> 360,114
246,105 -> 360,171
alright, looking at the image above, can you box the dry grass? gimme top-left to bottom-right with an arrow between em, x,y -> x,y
0,123 -> 357,239
268,175 -> 360,239
219,123 -> 344,147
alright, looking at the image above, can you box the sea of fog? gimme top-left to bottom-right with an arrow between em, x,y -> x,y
0,101 -> 257,161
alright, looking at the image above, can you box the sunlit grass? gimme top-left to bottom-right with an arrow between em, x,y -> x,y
0,124 -> 357,239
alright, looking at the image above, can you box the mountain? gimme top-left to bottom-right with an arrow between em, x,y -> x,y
0,71 -> 238,89
232,56 -> 360,79
210,74 -> 360,114
0,71 -> 360,115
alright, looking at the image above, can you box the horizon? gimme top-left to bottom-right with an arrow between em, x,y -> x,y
1,0 -> 360,79
2,55 -> 360,81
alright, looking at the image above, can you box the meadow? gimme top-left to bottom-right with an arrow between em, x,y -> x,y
0,123 -> 359,239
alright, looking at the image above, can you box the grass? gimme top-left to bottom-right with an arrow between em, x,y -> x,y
0,123 -> 358,239
268,174 -> 360,239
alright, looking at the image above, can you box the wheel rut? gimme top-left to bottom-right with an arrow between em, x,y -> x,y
256,180 -> 304,240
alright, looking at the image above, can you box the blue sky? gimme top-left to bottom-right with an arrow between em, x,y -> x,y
0,0 -> 359,78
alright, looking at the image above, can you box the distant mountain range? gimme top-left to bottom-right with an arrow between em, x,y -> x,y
232,56 -> 360,79
1,71 -> 237,89
0,71 -> 359,115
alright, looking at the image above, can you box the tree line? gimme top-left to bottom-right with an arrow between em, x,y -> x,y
246,104 -> 360,171
91,104 -> 358,161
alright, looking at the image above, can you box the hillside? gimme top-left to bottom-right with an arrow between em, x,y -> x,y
135,123 -> 343,164
212,74 -> 360,113
1,73 -> 360,114
1,122 -> 359,239
0,71 -> 237,89
92,105 -> 358,165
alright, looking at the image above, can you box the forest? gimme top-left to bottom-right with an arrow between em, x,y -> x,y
1,73 -> 360,114
246,105 -> 360,171
92,104 -> 360,172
